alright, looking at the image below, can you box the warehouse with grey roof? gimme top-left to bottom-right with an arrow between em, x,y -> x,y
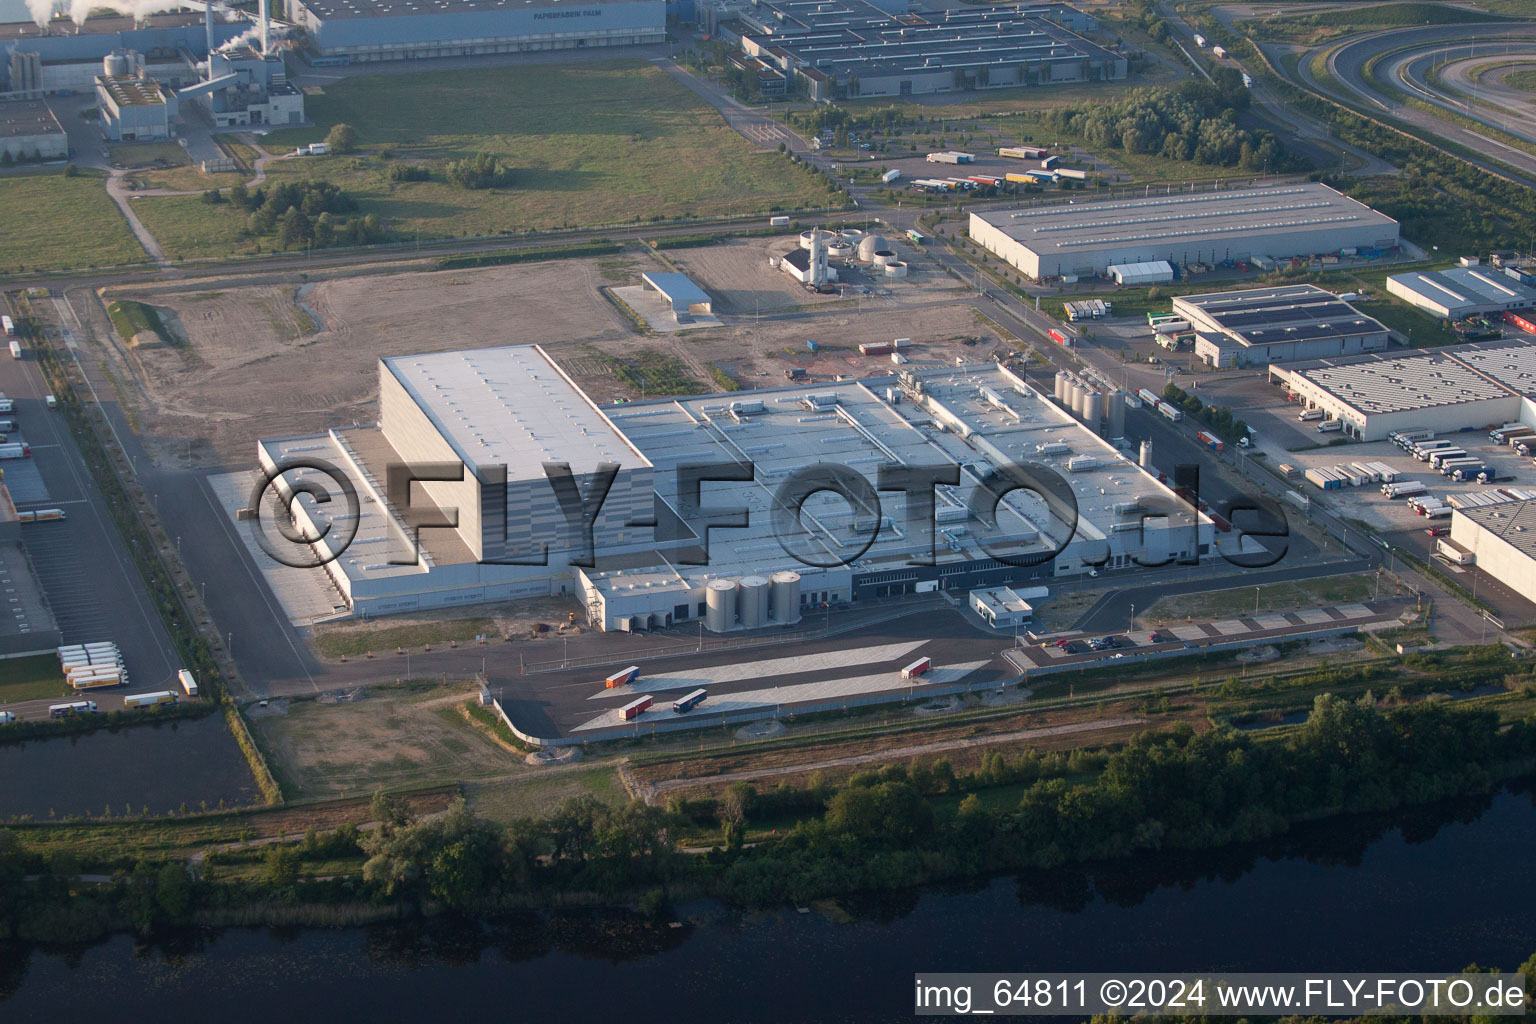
288,0 -> 665,62
969,183 -> 1400,282
1386,267 -> 1536,320
1175,284 -> 1392,368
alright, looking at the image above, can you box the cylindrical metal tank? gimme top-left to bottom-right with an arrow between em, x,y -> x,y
103,51 -> 130,77
1107,391 -> 1127,437
1054,371 -> 1067,403
1085,391 -> 1104,426
704,578 -> 737,632
1139,440 -> 1154,468
770,570 -> 802,623
839,228 -> 863,243
857,235 -> 891,261
827,240 -> 853,259
872,249 -> 897,268
739,575 -> 770,628
1075,386 -> 1092,421
883,261 -> 908,277
1066,380 -> 1085,419
799,229 -> 833,251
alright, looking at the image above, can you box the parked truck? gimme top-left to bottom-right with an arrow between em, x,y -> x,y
1316,419 -> 1342,433
1383,480 -> 1426,499
672,689 -> 708,714
16,509 -> 65,523
8,341 -> 19,360
1196,430 -> 1224,452
178,668 -> 199,697
1193,33 -> 1207,47
1212,44 -> 1228,58
620,695 -> 653,721
770,215 -> 791,227
123,691 -> 177,708
604,666 -> 640,689
0,442 -> 31,459
1136,388 -> 1161,407
0,315 -> 13,337
880,168 -> 901,184
1283,489 -> 1311,512
1298,409 -> 1325,421
901,657 -> 932,680
49,701 -> 97,717
1157,401 -> 1184,423
999,146 -> 1048,160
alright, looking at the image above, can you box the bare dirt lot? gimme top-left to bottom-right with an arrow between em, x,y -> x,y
248,684 -> 524,797
97,244 -> 1012,468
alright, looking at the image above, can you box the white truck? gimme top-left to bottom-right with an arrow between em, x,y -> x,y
1298,408 -> 1324,421
1316,419 -> 1342,433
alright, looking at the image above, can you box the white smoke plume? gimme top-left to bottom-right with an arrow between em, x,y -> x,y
216,21 -> 293,53
27,0 -> 200,28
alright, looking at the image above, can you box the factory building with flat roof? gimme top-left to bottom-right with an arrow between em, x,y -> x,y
95,72 -> 173,141
1386,267 -> 1536,320
1175,284 -> 1392,368
1449,498 -> 1536,604
287,0 -> 665,63
2,14 -> 246,93
969,183 -> 1400,282
0,97 -> 66,161
1267,337 -> 1536,441
731,0 -> 1124,100
255,345 -> 1212,624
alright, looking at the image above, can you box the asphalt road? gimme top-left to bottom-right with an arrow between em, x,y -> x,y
0,302 -> 181,718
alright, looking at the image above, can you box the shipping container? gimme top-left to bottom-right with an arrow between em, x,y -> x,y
1048,328 -> 1068,345
16,509 -> 66,523
124,690 -> 177,708
1283,490 -> 1311,511
178,668 -> 199,697
0,442 -> 30,459
1137,387 -> 1161,407
901,657 -> 932,680
1157,401 -> 1184,423
998,146 -> 1048,160
620,695 -> 653,721
770,215 -> 791,227
1154,320 -> 1192,335
672,689 -> 708,714
1056,167 -> 1088,181
906,230 -> 925,245
604,666 -> 640,689
0,316 -> 13,337
1489,422 -> 1526,441
1383,481 -> 1426,498
8,341 -> 19,360
1430,449 -> 1467,468
880,168 -> 901,183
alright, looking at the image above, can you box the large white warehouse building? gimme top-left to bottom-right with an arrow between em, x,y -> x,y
1268,338 -> 1536,441
255,345 -> 1212,625
968,183 -> 1400,282
1449,498 -> 1536,601
1176,284 -> 1391,368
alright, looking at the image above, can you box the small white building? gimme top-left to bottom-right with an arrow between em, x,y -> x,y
640,272 -> 713,323
1108,260 -> 1174,286
969,585 -> 1041,629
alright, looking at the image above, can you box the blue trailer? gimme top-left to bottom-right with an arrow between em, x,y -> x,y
672,689 -> 708,714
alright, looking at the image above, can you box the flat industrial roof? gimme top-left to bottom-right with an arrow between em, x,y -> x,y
98,75 -> 168,108
0,98 -> 63,139
295,0 -> 648,19
1286,350 -> 1510,415
1176,284 -> 1388,348
1388,268 -> 1536,310
381,345 -> 648,479
1456,498 -> 1536,557
1448,338 -> 1536,399
740,0 -> 1117,79
0,11 -> 205,38
975,184 -> 1397,259
641,272 -> 711,307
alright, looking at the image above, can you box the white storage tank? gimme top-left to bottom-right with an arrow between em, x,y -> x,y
857,235 -> 892,261
1053,372 -> 1067,403
799,229 -> 834,251
883,261 -> 908,277
770,570 -> 802,623
103,51 -> 131,77
872,250 -> 897,268
704,578 -> 738,632
1139,440 -> 1154,468
1107,390 -> 1127,437
840,228 -> 863,243
739,575 -> 770,628
1085,391 -> 1104,426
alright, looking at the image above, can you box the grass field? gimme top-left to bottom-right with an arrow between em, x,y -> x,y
463,763 -> 628,824
0,653 -> 69,704
130,193 -> 261,263
1507,69 -> 1536,94
105,299 -> 176,348
0,171 -> 147,273
109,141 -> 189,168
313,617 -> 496,658
247,685 -> 519,798
1244,2 -> 1525,44
1140,575 -> 1377,623
133,61 -> 834,260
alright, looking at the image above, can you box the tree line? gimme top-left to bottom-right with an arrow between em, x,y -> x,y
1162,381 -> 1248,442
204,179 -> 386,250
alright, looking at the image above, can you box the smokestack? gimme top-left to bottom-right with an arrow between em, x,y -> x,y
205,0 -> 213,80
260,0 -> 269,55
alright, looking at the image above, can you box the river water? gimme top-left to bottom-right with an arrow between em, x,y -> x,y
3,785 -> 1535,1020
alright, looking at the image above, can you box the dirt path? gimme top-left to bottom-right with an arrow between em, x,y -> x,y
104,170 -> 170,268
635,716 -> 1146,803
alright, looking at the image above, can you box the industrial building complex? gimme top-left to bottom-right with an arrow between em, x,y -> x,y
1386,267 -> 1536,320
287,0 -> 666,63
1175,284 -> 1391,368
1269,338 -> 1536,441
0,96 -> 66,160
2,12 -> 246,93
968,183 -> 1401,282
726,0 -> 1124,100
255,344 -> 1211,625
1449,498 -> 1536,606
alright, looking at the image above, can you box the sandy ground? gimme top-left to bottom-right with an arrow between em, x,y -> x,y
98,244 -> 1010,468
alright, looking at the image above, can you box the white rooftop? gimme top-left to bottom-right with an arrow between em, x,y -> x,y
381,345 -> 647,477
1289,350 -> 1510,415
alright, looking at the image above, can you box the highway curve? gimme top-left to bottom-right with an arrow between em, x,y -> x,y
1311,22 -> 1536,184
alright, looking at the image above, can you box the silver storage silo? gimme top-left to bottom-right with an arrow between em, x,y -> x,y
739,576 -> 770,628
1053,372 -> 1066,403
704,578 -> 738,632
1140,440 -> 1154,468
1073,383 -> 1092,421
1086,391 -> 1105,427
1066,379 -> 1084,419
104,51 -> 131,77
771,570 -> 802,623
1108,391 -> 1127,437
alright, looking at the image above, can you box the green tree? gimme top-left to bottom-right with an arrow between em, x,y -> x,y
325,122 -> 359,153
263,844 -> 300,887
155,862 -> 193,920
